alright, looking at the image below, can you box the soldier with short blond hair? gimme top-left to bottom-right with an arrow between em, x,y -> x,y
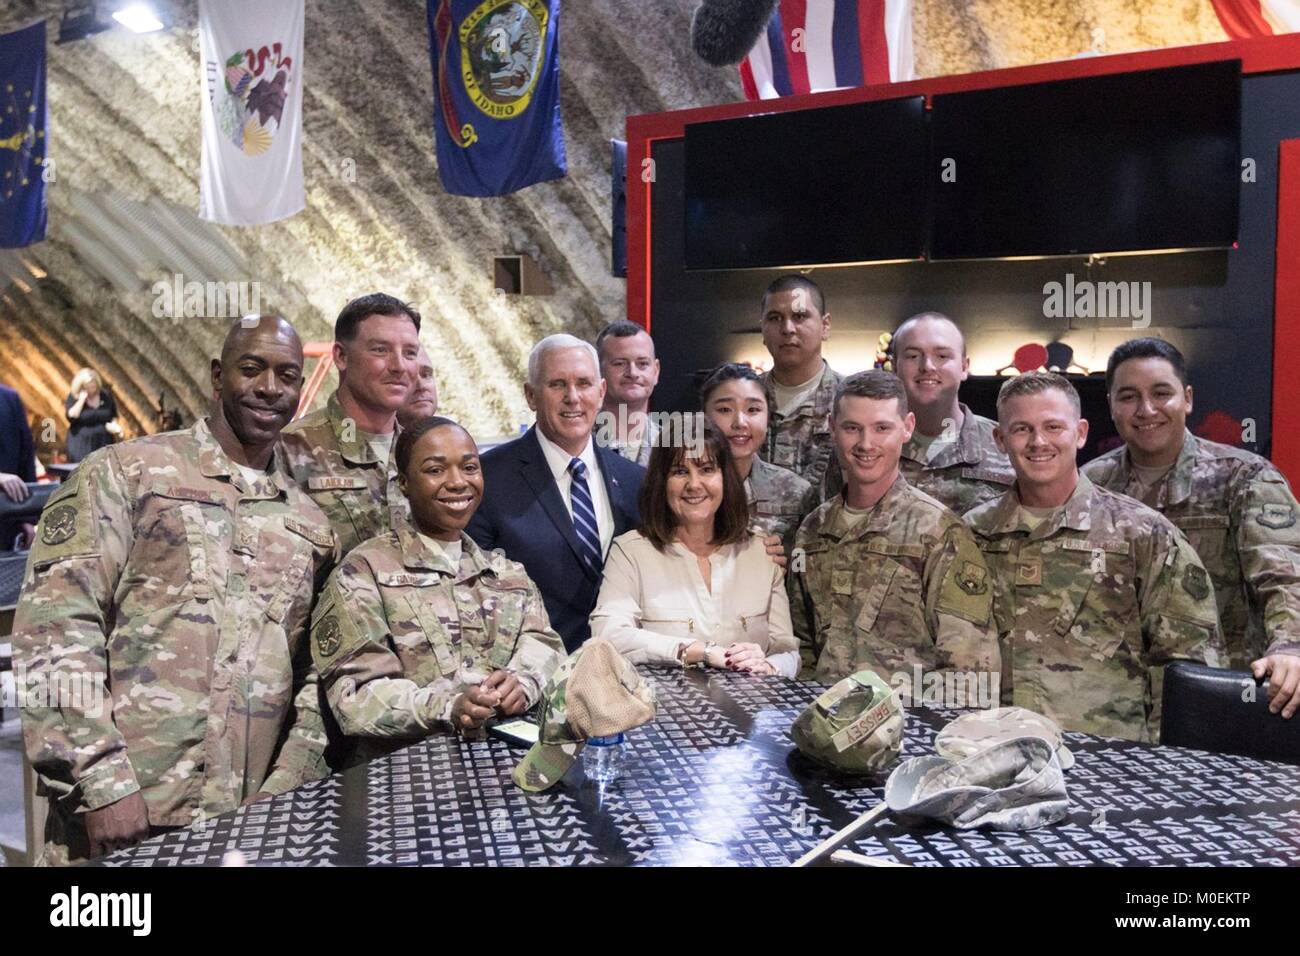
790,370 -> 1000,700
968,372 -> 1224,742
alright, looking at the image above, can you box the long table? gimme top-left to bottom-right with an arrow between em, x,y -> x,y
98,667 -> 1300,867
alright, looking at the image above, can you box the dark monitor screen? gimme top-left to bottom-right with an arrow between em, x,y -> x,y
684,97 -> 929,270
930,59 -> 1242,260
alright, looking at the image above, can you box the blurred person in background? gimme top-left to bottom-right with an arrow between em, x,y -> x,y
66,367 -> 121,462
0,380 -> 36,549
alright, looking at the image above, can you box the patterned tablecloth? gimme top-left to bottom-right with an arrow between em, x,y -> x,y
99,667 -> 1300,867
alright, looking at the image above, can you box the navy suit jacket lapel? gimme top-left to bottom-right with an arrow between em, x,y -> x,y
518,427 -> 597,581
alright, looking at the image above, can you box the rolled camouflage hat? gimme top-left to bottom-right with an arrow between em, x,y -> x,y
790,670 -> 905,774
512,638 -> 656,793
884,736 -> 1069,830
934,706 -> 1075,770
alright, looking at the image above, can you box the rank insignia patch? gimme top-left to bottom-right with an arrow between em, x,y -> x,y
1257,504 -> 1296,530
41,505 -> 78,546
316,617 -> 342,658
1182,564 -> 1210,601
956,561 -> 988,595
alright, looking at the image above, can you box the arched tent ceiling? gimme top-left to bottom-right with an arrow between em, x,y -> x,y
0,0 -> 1226,452
0,0 -> 746,447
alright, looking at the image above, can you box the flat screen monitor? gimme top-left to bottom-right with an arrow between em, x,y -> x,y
684,97 -> 929,270
930,59 -> 1241,259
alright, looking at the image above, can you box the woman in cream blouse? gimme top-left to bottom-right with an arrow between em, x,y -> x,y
589,420 -> 798,677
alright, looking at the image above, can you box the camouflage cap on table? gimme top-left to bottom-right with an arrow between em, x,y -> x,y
935,706 -> 1075,770
512,639 -> 656,792
884,737 -> 1069,830
790,670 -> 905,774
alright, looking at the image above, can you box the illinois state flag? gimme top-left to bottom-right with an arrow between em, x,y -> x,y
0,20 -> 49,248
199,0 -> 304,225
426,0 -> 567,196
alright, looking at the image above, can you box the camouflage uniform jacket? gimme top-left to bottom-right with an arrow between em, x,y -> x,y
279,389 -> 410,557
760,362 -> 843,493
966,474 -> 1225,743
746,456 -> 819,559
1083,430 -> 1300,666
822,404 -> 1015,512
790,474 -> 1000,695
12,418 -> 337,853
602,416 -> 659,468
310,528 -> 565,753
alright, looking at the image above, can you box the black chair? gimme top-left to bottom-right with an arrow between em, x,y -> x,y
1161,661 -> 1300,765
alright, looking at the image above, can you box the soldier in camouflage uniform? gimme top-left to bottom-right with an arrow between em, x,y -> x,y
312,416 -> 564,762
748,456 -> 820,556
595,320 -> 661,468
967,372 -> 1224,743
280,293 -> 422,557
790,371 -> 1000,699
824,312 -> 1015,510
756,275 -> 845,493
12,316 -> 337,864
702,363 -> 819,559
396,343 -> 439,429
1082,338 -> 1300,718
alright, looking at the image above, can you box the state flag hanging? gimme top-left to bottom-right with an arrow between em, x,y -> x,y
0,20 -> 49,248
1210,0 -> 1300,37
740,0 -> 914,101
198,0 -> 305,225
426,0 -> 568,197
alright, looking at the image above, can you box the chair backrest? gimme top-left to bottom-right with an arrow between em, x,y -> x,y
0,482 -> 53,522
1161,661 -> 1300,765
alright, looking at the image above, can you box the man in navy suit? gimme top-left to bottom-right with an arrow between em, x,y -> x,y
0,382 -> 37,550
469,334 -> 645,652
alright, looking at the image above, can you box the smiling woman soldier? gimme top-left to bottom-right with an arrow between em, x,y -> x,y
310,416 -> 565,761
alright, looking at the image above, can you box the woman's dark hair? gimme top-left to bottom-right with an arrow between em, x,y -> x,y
395,415 -> 468,477
638,417 -> 750,552
698,362 -> 775,413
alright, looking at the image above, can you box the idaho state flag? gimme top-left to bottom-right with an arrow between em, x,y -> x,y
426,0 -> 567,196
0,20 -> 48,248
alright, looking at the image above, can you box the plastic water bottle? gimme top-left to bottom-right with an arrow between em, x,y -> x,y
584,733 -> 627,785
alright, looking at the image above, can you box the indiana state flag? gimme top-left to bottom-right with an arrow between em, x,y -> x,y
426,0 -> 567,196
0,20 -> 49,248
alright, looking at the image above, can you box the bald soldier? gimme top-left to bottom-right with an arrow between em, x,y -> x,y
1083,338 -> 1300,718
396,344 -> 439,430
12,316 -> 338,864
823,312 -> 1015,509
967,372 -> 1224,743
890,313 -> 1015,511
280,293 -> 421,556
790,371 -> 1000,702
758,275 -> 844,494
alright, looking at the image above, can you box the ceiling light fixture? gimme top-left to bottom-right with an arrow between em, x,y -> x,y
112,4 -> 164,33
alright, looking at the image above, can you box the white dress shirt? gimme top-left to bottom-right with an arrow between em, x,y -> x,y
535,427 -> 616,555
589,530 -> 799,677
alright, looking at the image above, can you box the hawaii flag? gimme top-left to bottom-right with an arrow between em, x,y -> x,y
741,0 -> 914,100
199,0 -> 304,225
1211,0 -> 1300,36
